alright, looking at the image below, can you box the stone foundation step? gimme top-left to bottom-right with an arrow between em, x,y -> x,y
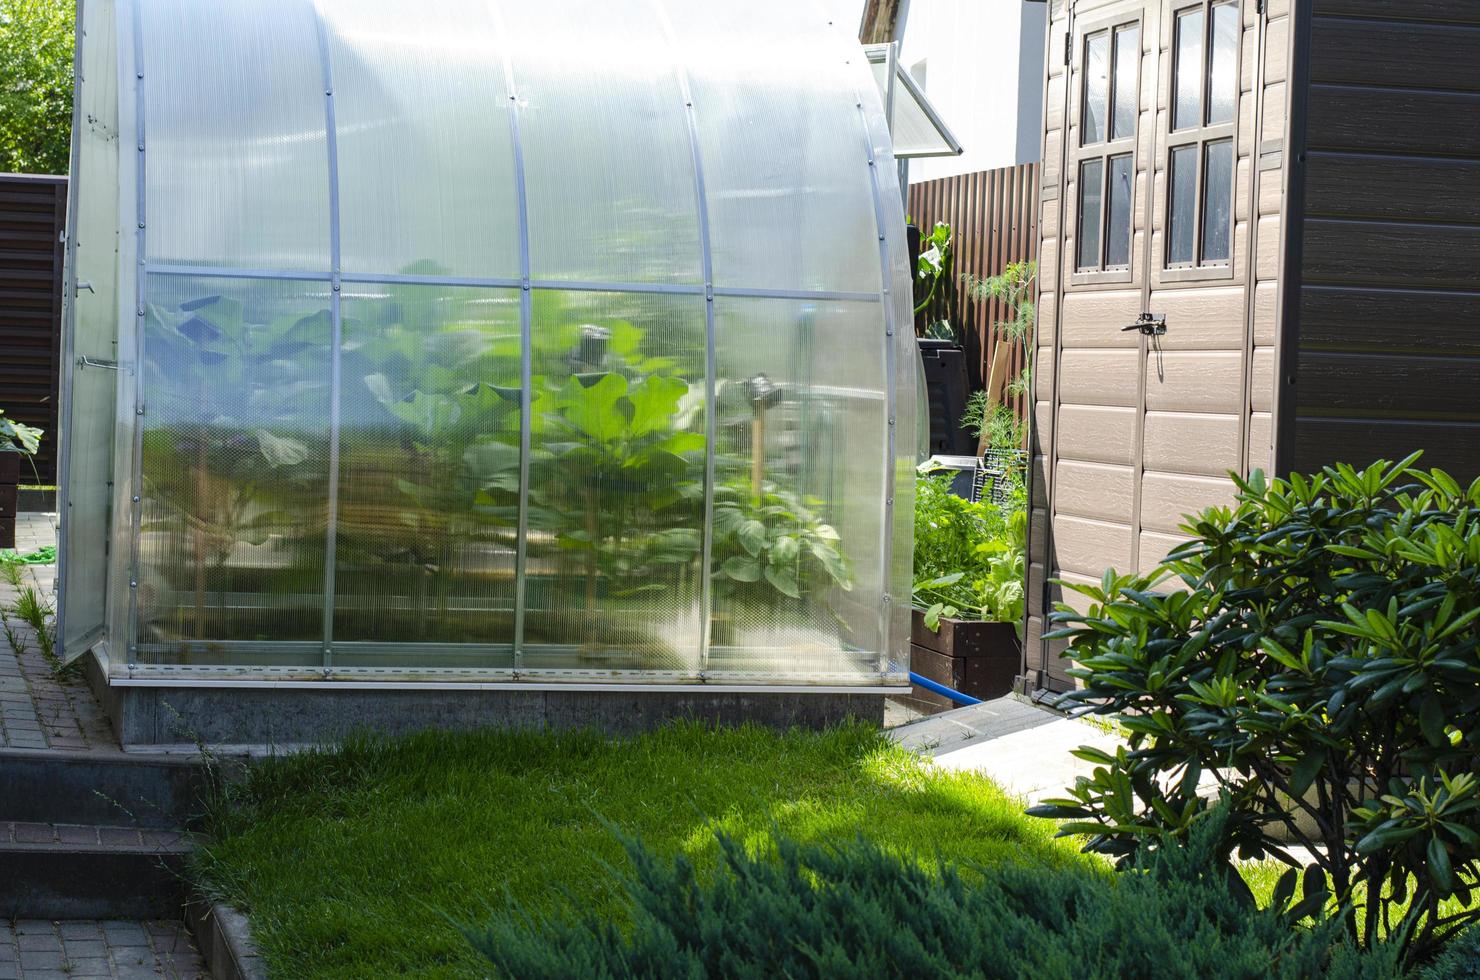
0,821 -> 196,920
0,747 -> 212,828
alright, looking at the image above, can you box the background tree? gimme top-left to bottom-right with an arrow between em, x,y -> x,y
0,0 -> 74,175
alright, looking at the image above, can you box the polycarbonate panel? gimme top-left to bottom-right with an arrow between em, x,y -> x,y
891,85 -> 957,157
59,0 -> 120,657
134,276 -> 332,658
333,286 -> 520,660
500,2 -> 700,284
1083,32 -> 1108,145
707,298 -> 886,680
140,0 -> 330,270
663,1 -> 880,294
520,291 -> 707,671
321,0 -> 519,280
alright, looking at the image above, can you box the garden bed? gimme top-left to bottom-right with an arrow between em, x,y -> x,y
192,722 -> 1085,978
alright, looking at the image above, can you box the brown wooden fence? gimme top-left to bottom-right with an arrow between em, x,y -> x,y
0,174 -> 66,485
908,162 -> 1039,429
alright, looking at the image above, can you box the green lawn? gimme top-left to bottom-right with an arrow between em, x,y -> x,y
194,721 -> 1091,978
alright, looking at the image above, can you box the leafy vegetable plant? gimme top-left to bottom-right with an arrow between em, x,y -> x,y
911,472 -> 1025,631
710,481 -> 851,605
0,408 -> 41,457
1031,454 -> 1480,966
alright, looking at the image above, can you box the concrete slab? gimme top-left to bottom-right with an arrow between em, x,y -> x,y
889,696 -> 1122,806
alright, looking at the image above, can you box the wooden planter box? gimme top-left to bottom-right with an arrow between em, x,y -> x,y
904,608 -> 1022,713
0,453 -> 18,550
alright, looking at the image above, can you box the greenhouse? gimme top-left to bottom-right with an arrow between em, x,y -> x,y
57,0 -> 918,729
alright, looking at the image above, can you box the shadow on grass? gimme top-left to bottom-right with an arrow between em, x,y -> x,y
193,720 -> 1093,979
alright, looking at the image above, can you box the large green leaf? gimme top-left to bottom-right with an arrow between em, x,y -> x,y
627,375 -> 688,439
556,373 -> 628,443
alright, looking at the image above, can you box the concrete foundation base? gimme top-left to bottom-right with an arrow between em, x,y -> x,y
93,673 -> 886,748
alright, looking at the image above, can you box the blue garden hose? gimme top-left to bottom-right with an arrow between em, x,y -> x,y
909,671 -> 982,706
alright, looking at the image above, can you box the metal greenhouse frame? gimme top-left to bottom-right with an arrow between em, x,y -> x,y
57,0 -> 919,711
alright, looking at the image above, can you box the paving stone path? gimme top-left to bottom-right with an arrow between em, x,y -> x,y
0,515 -> 116,752
1,516 -> 209,979
0,919 -> 206,979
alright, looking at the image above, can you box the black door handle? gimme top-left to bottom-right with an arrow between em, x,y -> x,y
1120,313 -> 1167,336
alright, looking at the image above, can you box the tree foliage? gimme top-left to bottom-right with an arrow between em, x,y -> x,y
0,0 -> 74,175
1032,454 -> 1480,965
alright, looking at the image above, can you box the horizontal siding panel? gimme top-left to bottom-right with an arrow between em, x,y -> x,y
1310,17 -> 1480,93
1293,418 -> 1480,479
1254,281 -> 1278,345
1264,16 -> 1288,85
1058,349 -> 1140,408
1295,351 -> 1480,420
1311,0 -> 1480,27
1057,405 -> 1136,466
1052,516 -> 1133,579
1143,412 -> 1241,477
1054,461 -> 1135,525
1298,286 -> 1480,355
1249,411 -> 1273,473
1302,219 -> 1480,290
1258,167 -> 1283,218
1050,571 -> 1104,622
1031,454 -> 1050,509
1059,290 -> 1143,348
1256,215 -> 1281,281
1251,348 -> 1275,412
1305,152 -> 1480,225
1140,531 -> 1194,577
1151,287 -> 1247,350
1145,352 -> 1243,413
1306,85 -> 1480,157
1139,472 -> 1238,534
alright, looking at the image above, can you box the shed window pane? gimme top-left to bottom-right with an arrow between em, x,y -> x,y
1106,154 -> 1134,269
1168,145 -> 1197,265
521,291 -> 707,670
332,285 -> 521,658
1201,139 -> 1234,263
1173,8 -> 1204,131
1111,25 -> 1139,141
1083,32 -> 1109,144
1207,2 -> 1239,125
1077,159 -> 1104,270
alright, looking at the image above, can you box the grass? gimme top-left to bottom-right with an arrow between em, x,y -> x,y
194,721 -> 1092,979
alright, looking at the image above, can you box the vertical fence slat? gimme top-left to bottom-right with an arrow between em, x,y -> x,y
908,162 -> 1040,439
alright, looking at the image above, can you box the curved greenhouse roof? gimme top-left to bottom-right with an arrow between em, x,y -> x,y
60,0 -> 917,689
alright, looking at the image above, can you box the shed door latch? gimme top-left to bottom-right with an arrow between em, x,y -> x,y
1120,313 -> 1167,337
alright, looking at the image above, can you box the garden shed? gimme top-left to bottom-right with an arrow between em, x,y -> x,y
1027,0 -> 1480,692
56,0 -> 919,744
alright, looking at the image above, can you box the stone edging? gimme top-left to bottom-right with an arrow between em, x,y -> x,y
187,896 -> 267,980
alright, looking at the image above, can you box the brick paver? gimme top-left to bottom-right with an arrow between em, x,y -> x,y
0,920 -> 206,979
0,515 -> 118,753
